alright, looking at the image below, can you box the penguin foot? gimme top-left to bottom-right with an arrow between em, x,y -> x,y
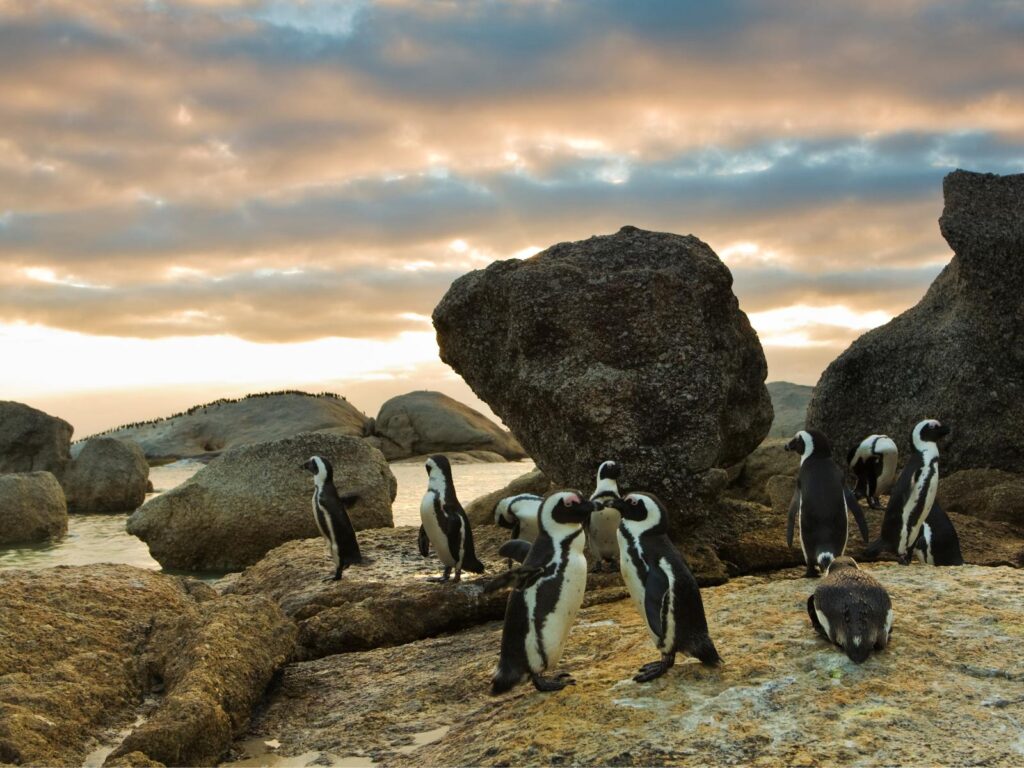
427,567 -> 452,583
868,497 -> 882,510
531,673 -> 575,692
453,569 -> 462,583
897,553 -> 912,566
803,567 -> 819,578
634,660 -> 670,683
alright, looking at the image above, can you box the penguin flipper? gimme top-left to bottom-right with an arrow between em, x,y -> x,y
786,490 -> 800,549
417,525 -> 430,557
498,539 -> 532,564
643,565 -> 670,642
483,565 -> 545,593
448,509 -> 485,574
845,488 -> 870,544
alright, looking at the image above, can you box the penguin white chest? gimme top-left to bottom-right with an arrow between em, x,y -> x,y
588,507 -> 620,559
617,532 -> 653,637
420,492 -> 455,566
526,535 -> 587,673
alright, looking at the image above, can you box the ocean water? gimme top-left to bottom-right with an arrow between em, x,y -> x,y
0,459 -> 534,574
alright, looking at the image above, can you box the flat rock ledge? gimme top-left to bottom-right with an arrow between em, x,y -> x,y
222,564 -> 1024,767
220,525 -> 624,661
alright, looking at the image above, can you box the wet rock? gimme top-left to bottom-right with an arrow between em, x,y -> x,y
0,565 -> 294,767
220,526 -> 624,661
0,400 -> 73,478
222,565 -> 1024,768
98,392 -> 369,462
0,471 -> 67,545
127,433 -> 396,572
463,468 -> 554,528
373,390 -> 527,461
725,439 -> 795,505
63,437 -> 150,513
433,226 -> 772,530
940,469 -> 1024,531
808,170 -> 1024,474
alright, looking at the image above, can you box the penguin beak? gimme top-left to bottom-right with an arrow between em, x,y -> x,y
610,497 -> 645,521
935,424 -> 951,439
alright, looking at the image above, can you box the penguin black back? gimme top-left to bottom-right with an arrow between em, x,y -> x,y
302,455 -> 362,580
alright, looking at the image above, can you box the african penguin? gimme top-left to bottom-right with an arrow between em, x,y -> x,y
610,492 -> 721,682
785,430 -> 870,577
913,500 -> 964,566
587,460 -> 622,573
301,455 -> 362,581
487,490 -> 595,694
866,419 -> 950,564
494,493 -> 542,543
807,556 -> 893,663
848,434 -> 899,509
419,454 -> 485,583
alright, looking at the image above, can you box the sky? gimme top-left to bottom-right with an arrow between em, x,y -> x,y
2,0 -> 1023,436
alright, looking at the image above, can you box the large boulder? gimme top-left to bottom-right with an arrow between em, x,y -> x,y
127,433 -> 396,571
939,468 -> 1024,531
0,400 -> 73,478
96,392 -> 370,462
0,471 -> 67,545
62,437 -> 150,513
433,226 -> 773,527
373,390 -> 527,461
724,439 -> 795,505
808,170 -> 1024,473
0,565 -> 294,767
221,565 -> 1024,768
220,525 -> 623,661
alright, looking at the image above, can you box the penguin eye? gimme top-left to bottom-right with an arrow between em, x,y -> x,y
564,496 -> 576,507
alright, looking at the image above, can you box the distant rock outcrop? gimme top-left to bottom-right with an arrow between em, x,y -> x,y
62,437 -> 149,513
127,433 -> 396,571
370,390 -> 527,461
0,401 -> 73,478
766,381 -> 813,437
434,226 -> 773,529
0,471 -> 67,545
0,565 -> 294,767
808,170 -> 1024,473
96,392 -> 369,461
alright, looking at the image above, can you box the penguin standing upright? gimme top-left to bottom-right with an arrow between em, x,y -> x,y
913,500 -> 964,566
301,455 -> 362,581
785,430 -> 870,577
866,419 -> 950,564
848,434 -> 899,508
807,556 -> 893,663
610,492 -> 721,682
494,493 -> 543,543
488,491 -> 595,694
587,460 -> 622,572
418,454 -> 485,582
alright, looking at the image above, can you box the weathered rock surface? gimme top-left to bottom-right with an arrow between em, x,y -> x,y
220,525 -> 624,661
96,392 -> 369,461
0,565 -> 294,767
766,381 -> 813,437
223,565 -> 1024,768
940,469 -> 1024,531
724,438 -> 795,505
0,400 -> 73,478
463,468 -> 554,528
127,433 -> 396,572
766,475 -> 1024,567
390,449 -> 510,465
62,437 -> 150,513
0,471 -> 67,545
433,226 -> 772,529
808,170 -> 1024,474
372,390 -> 527,461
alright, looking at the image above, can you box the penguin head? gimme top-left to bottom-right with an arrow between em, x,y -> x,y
301,455 -> 332,485
785,429 -> 830,462
912,419 -> 950,450
611,493 -> 666,531
425,454 -> 453,491
826,556 -> 859,575
540,490 -> 594,532
493,498 -> 516,528
596,460 -> 621,481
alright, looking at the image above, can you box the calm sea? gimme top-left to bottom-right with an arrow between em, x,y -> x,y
0,459 -> 534,575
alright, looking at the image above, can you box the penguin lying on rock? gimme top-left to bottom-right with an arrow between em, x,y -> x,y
487,491 -> 595,694
609,492 -> 722,682
301,456 -> 362,581
418,454 -> 485,583
807,556 -> 893,663
866,419 -> 950,564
